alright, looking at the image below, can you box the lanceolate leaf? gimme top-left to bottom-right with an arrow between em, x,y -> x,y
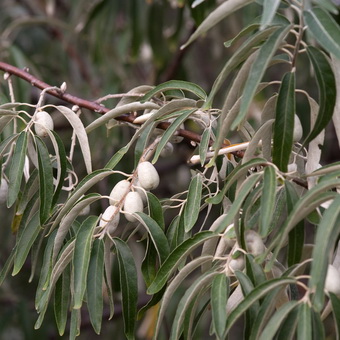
54,105 -> 93,174
309,194 -> 340,312
199,127 -> 211,166
181,0 -> 254,49
7,131 -> 28,208
297,303 -> 312,340
152,109 -> 195,163
86,239 -> 104,334
260,0 -> 281,29
112,238 -> 138,340
303,7 -> 340,59
73,216 -> 98,309
140,80 -> 207,101
272,71 -> 296,172
211,274 -> 228,339
184,174 -> 203,232
134,212 -> 170,264
285,181 -> 304,267
147,231 -> 217,294
36,137 -> 54,224
258,301 -> 299,340
303,46 -> 336,146
231,24 -> 291,130
170,271 -> 218,340
54,265 -> 71,336
329,293 -> 340,338
12,211 -> 40,276
259,166 -> 277,236
147,192 -> 165,230
224,278 -> 296,335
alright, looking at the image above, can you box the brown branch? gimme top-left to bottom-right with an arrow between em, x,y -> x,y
0,61 -> 204,145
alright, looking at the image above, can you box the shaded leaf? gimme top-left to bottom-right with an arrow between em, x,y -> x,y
272,71 -> 296,172
86,239 -> 104,334
303,7 -> 340,59
184,173 -> 203,232
147,231 -> 217,294
297,303 -> 312,340
73,216 -> 98,309
112,238 -> 138,340
140,80 -> 206,101
7,131 -> 28,208
309,194 -> 340,311
302,46 -> 336,146
36,137 -> 54,224
260,0 -> 281,29
211,274 -> 228,339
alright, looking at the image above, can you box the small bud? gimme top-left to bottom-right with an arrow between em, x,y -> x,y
60,82 -> 67,93
293,114 -> 303,142
229,256 -> 245,273
137,161 -> 160,191
123,191 -> 143,222
34,111 -> 54,138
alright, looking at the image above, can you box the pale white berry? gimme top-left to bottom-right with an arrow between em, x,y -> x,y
99,205 -> 120,234
133,179 -> 148,204
245,230 -> 265,256
229,256 -> 245,273
137,161 -> 160,191
123,191 -> 144,222
293,114 -> 303,142
109,180 -> 130,205
34,111 -> 54,137
325,264 -> 340,295
0,178 -> 8,205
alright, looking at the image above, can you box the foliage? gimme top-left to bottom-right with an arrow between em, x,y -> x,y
0,0 -> 340,339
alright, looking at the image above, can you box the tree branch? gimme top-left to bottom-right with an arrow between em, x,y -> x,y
0,61 -> 205,145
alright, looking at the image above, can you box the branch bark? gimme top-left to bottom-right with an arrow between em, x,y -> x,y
0,61 -> 204,144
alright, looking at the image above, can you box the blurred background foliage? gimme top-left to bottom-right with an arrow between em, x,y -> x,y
0,0 -> 340,339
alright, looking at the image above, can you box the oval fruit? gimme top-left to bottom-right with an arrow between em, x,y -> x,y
325,264 -> 340,295
34,111 -> 54,138
123,191 -> 144,222
293,114 -> 303,142
245,230 -> 265,256
0,178 -> 8,205
137,161 -> 160,191
109,180 -> 130,205
229,256 -> 245,273
99,205 -> 120,234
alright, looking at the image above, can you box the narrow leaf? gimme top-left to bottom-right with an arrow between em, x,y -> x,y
112,238 -> 138,340
258,301 -> 299,339
54,265 -> 71,336
184,174 -> 203,232
181,0 -> 254,49
211,274 -> 228,339
303,46 -> 336,146
260,0 -> 281,29
272,71 -> 296,172
309,194 -> 340,311
140,80 -> 206,101
73,216 -> 98,309
12,212 -> 40,276
259,166 -> 277,236
224,278 -> 296,335
36,137 -> 54,224
134,212 -> 170,264
54,105 -> 92,174
147,192 -> 165,230
152,109 -> 195,163
86,239 -> 104,334
7,131 -> 28,207
297,303 -> 312,340
199,127 -> 211,166
303,7 -> 340,59
232,24 -> 291,129
147,231 -> 217,294
329,293 -> 340,339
